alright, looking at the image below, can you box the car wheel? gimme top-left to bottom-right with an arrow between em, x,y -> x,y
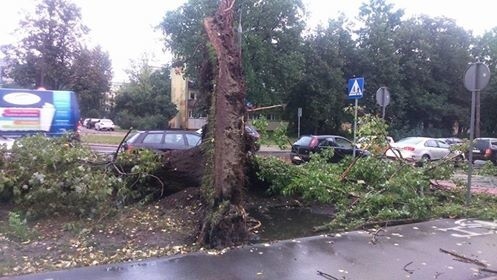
416,154 -> 430,167
454,155 -> 464,167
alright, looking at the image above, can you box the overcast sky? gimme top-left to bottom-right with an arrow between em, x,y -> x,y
1,0 -> 496,84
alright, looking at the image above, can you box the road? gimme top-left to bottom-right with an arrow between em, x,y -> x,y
86,143 -> 291,158
86,143 -> 119,154
5,219 -> 497,280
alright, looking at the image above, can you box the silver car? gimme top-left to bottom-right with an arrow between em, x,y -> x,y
385,137 -> 455,162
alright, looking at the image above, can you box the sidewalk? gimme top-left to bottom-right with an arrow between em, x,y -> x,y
259,144 -> 289,152
6,219 -> 497,280
431,173 -> 497,196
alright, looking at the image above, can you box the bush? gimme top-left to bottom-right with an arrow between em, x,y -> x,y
255,148 -> 497,231
0,134 -> 164,220
115,111 -> 169,130
2,212 -> 34,242
114,149 -> 164,204
0,135 -> 119,218
255,156 -> 300,195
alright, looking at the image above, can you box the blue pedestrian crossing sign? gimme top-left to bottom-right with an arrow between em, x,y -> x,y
347,77 -> 364,99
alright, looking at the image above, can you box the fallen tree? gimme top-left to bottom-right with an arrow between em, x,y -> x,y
196,0 -> 250,248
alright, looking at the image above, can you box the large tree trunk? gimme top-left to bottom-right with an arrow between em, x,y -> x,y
197,0 -> 249,248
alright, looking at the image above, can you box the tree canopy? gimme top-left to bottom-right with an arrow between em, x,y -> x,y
161,0 -> 497,138
113,60 -> 177,130
0,0 -> 112,117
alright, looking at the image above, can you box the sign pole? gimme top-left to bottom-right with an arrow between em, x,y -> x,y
466,63 -> 480,206
297,107 -> 302,139
467,90 -> 476,205
347,77 -> 364,159
381,87 -> 386,119
353,98 -> 358,158
463,61 -> 490,206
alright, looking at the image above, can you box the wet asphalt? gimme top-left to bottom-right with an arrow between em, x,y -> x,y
4,219 -> 497,280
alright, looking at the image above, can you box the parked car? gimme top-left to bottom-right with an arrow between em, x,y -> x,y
196,124 -> 260,140
438,137 -> 464,146
122,130 -> 202,152
94,119 -> 115,131
356,136 -> 394,149
195,124 -> 261,151
290,135 -> 369,164
84,118 -> 100,129
386,137 -> 462,163
244,124 -> 260,140
468,137 -> 497,165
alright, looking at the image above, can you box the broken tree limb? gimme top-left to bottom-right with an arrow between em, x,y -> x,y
403,261 -> 414,274
439,248 -> 487,267
358,218 -> 424,230
480,268 -> 497,274
339,155 -> 361,182
370,227 -> 386,245
247,104 -> 285,112
316,270 -> 339,280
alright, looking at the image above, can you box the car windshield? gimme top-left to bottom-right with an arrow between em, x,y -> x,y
126,132 -> 141,143
245,125 -> 256,133
474,138 -> 497,148
294,136 -> 312,146
397,137 -> 424,145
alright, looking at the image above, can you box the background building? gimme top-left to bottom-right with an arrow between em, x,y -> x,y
169,67 -> 207,129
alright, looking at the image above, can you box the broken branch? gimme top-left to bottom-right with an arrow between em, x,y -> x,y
370,227 -> 385,244
480,268 -> 497,274
317,270 -> 339,280
403,261 -> 414,274
439,248 -> 487,267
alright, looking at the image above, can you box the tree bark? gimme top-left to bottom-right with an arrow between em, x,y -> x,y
198,0 -> 249,248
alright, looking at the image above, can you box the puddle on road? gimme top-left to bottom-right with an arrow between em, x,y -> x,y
248,207 -> 333,242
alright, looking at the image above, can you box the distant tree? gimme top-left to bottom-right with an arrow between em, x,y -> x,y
0,0 -> 113,119
395,16 -> 473,137
354,0 -> 404,126
1,0 -> 89,90
71,46 -> 113,117
475,27 -> 497,135
160,0 -> 218,83
238,0 -> 306,106
286,17 -> 353,135
114,60 -> 177,129
160,0 -> 306,109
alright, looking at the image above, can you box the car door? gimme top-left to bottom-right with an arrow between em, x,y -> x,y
185,133 -> 202,148
141,132 -> 165,151
332,137 -> 355,162
423,139 -> 438,160
435,140 -> 451,159
164,132 -> 189,150
473,139 -> 488,160
315,138 -> 334,161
